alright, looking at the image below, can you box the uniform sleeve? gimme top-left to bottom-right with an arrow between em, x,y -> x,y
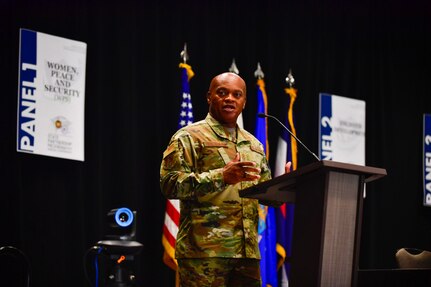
160,132 -> 226,200
259,150 -> 272,183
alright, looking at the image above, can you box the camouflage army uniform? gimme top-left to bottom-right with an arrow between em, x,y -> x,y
160,113 -> 271,261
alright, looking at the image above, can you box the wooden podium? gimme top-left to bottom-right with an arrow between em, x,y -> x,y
239,160 -> 387,287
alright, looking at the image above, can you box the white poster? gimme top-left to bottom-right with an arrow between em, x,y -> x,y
17,29 -> 86,161
319,93 -> 365,165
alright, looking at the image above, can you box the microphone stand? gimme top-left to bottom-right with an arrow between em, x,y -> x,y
259,113 -> 321,162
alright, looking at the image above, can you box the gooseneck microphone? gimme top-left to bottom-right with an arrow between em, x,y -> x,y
258,113 -> 321,161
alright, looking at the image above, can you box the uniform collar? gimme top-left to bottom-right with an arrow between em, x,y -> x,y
205,113 -> 249,143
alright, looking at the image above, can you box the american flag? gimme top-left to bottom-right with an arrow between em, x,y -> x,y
162,63 -> 194,273
177,64 -> 194,128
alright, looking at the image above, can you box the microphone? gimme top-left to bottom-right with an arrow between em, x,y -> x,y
258,113 -> 321,161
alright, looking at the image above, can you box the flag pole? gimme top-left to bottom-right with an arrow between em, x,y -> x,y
175,44 -> 189,287
175,43 -> 190,287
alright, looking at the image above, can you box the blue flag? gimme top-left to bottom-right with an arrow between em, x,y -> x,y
255,78 -> 278,287
274,87 -> 297,286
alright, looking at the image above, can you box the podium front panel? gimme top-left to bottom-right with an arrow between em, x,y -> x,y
290,169 -> 362,287
320,171 -> 359,286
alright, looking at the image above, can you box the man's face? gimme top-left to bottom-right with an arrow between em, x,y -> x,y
207,73 -> 246,128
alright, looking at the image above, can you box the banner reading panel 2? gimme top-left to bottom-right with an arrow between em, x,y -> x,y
319,93 -> 365,165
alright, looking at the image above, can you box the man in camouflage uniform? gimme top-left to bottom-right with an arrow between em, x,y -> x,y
160,72 -> 289,286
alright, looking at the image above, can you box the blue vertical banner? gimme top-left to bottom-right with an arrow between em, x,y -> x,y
423,114 -> 431,206
319,93 -> 333,161
17,29 -> 37,152
254,78 -> 278,287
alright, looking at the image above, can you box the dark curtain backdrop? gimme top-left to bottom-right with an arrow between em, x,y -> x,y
1,0 -> 431,286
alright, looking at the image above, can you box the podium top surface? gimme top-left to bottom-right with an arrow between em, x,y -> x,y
239,160 -> 387,203
308,160 -> 387,183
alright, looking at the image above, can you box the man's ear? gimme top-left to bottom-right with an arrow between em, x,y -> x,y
206,92 -> 211,104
